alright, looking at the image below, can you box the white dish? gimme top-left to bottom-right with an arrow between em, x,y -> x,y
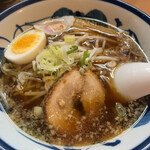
0,0 -> 150,150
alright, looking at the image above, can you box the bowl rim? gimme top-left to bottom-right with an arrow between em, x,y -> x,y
0,0 -> 150,150
102,0 -> 150,24
0,0 -> 150,24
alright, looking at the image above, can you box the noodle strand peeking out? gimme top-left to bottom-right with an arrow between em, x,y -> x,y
0,16 -> 148,146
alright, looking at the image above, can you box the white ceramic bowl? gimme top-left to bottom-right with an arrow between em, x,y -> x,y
0,0 -> 150,150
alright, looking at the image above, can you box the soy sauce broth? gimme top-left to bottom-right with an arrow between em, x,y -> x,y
0,17 -> 148,146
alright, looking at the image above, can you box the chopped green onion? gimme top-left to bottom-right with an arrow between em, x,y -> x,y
35,49 -> 62,73
115,102 -> 126,117
64,35 -> 75,42
80,50 -> 90,67
50,45 -> 62,58
67,45 -> 78,55
88,59 -> 92,64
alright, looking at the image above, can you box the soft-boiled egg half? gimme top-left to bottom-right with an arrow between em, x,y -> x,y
4,30 -> 46,65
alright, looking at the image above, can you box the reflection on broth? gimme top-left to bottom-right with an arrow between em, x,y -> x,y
0,16 -> 148,146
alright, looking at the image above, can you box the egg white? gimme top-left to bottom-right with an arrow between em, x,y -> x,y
4,30 -> 46,65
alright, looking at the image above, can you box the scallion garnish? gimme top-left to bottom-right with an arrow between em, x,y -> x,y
67,45 -> 78,55
115,102 -> 126,117
80,50 -> 90,67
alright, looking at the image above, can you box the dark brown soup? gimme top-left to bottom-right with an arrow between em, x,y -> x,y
0,16 -> 148,146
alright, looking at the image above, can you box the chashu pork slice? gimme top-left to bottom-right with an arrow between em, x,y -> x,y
45,69 -> 105,134
45,69 -> 84,133
80,70 -> 105,115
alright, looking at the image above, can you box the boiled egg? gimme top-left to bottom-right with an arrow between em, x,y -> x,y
4,30 -> 46,65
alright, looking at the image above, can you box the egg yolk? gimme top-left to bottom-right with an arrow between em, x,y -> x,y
11,34 -> 41,54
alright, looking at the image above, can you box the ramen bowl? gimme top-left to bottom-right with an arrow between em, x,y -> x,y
0,0 -> 150,150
